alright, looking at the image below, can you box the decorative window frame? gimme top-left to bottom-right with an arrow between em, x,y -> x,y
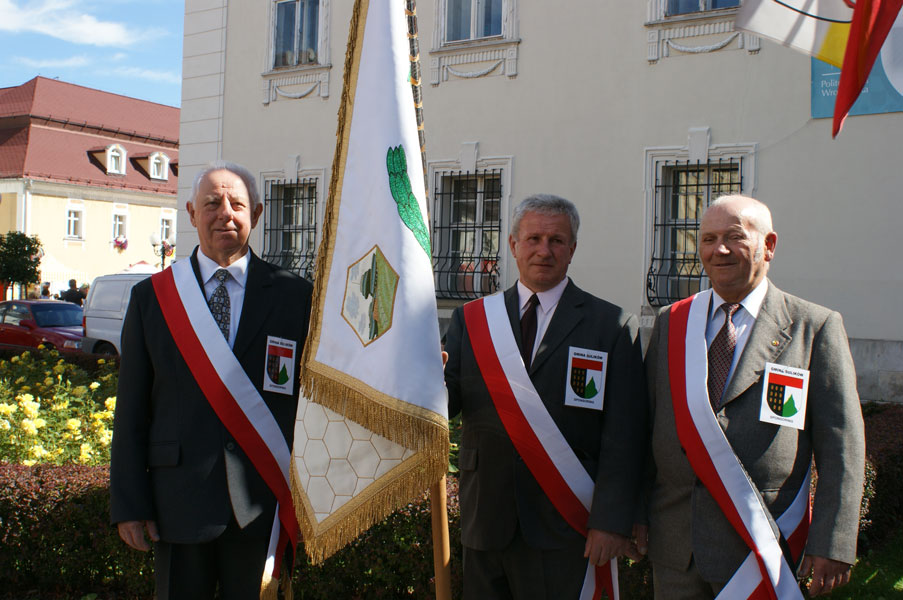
65,201 -> 85,242
641,128 -> 757,322
429,0 -> 519,86
262,0 -> 332,104
645,0 -> 760,63
106,144 -> 127,175
111,203 -> 129,244
427,142 -> 513,298
160,208 -> 177,245
149,152 -> 170,181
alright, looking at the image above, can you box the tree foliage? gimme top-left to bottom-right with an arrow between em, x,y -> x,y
0,231 -> 42,287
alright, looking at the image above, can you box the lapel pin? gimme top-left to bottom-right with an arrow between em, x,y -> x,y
771,340 -> 779,347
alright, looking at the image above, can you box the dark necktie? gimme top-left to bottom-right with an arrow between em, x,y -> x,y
208,269 -> 231,341
520,294 -> 539,369
708,302 -> 741,409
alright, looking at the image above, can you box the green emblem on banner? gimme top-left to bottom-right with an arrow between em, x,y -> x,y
342,245 -> 400,346
387,145 -> 430,257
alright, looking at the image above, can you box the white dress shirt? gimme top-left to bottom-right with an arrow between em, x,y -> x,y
196,249 -> 251,348
516,277 -> 569,364
705,278 -> 769,389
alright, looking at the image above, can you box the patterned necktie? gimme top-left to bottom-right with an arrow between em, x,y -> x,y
520,294 -> 539,369
707,302 -> 740,409
208,268 -> 231,341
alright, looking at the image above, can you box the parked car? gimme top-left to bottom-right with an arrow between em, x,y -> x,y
0,300 -> 83,353
81,272 -> 151,355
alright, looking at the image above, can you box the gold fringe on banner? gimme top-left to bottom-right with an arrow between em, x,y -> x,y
295,0 -> 449,565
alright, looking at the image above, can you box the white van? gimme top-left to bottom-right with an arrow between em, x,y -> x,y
82,273 -> 151,355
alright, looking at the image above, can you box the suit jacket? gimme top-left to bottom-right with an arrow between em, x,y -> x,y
110,249 -> 312,543
445,280 -> 646,551
644,281 -> 865,582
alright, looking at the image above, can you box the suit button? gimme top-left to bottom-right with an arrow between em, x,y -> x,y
225,441 -> 236,451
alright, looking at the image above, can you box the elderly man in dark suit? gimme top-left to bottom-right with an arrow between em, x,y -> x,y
110,161 -> 312,599
641,195 -> 865,599
444,194 -> 646,599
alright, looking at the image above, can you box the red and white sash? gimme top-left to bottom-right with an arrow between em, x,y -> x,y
152,258 -> 298,594
668,291 -> 809,600
464,293 -> 618,600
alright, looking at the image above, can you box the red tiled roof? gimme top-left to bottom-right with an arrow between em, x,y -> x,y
0,76 -> 178,142
0,77 -> 178,194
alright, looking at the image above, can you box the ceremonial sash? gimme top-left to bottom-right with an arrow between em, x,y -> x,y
464,293 -> 618,600
152,259 -> 298,597
667,291 -> 808,600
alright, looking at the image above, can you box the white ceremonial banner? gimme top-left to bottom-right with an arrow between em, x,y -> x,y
295,0 -> 448,563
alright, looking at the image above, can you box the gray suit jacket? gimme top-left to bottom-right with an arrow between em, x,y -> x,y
445,280 -> 646,551
645,281 -> 865,582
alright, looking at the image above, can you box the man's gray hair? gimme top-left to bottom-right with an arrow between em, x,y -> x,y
511,194 -> 580,242
190,161 -> 260,210
707,194 -> 773,236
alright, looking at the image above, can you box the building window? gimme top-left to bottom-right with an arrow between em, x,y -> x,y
149,152 -> 169,180
66,209 -> 84,239
274,0 -> 320,68
160,218 -> 173,243
446,0 -> 502,42
667,0 -> 739,15
106,144 -> 127,175
262,178 -> 319,279
432,170 -> 502,300
646,158 -> 742,306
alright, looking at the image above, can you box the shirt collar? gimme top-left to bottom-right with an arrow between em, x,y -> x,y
711,278 -> 768,320
196,248 -> 251,289
517,277 -> 569,314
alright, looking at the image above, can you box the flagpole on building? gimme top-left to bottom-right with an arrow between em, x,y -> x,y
404,3 -> 452,598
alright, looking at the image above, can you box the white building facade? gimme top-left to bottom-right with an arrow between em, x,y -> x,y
178,0 -> 903,402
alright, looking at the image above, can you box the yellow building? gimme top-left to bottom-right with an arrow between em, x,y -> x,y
0,77 -> 179,298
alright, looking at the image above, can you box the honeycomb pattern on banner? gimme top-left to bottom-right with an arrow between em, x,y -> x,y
293,395 -> 414,522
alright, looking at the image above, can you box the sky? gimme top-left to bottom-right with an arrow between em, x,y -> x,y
0,0 -> 184,108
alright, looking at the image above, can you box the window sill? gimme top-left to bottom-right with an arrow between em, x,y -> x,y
261,63 -> 333,104
644,8 -> 759,63
428,38 -> 520,86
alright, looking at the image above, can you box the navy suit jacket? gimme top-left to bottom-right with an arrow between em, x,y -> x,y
110,249 -> 312,543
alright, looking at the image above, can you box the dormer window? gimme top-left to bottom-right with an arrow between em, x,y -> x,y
106,144 -> 127,175
149,152 -> 170,181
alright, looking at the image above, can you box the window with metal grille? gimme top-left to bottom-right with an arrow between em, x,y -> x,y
262,178 -> 318,280
667,0 -> 739,15
432,170 -> 502,299
646,158 -> 742,306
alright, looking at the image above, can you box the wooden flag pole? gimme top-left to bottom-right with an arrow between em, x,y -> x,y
430,476 -> 452,600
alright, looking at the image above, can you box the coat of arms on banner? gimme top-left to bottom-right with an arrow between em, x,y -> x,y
759,362 -> 810,430
564,346 -> 607,411
342,245 -> 399,346
263,336 -> 296,394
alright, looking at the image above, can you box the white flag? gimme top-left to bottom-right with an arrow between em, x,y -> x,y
294,0 -> 448,563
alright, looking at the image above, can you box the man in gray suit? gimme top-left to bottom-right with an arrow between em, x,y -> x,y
641,195 -> 865,598
444,194 -> 646,599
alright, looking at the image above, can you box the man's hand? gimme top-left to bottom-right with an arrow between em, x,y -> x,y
117,520 -> 160,552
584,529 -> 643,566
799,555 -> 852,597
632,523 -> 648,557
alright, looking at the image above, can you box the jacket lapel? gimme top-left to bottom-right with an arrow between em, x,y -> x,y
529,280 -> 582,374
721,281 -> 792,406
504,285 -> 522,350
232,252 -> 274,359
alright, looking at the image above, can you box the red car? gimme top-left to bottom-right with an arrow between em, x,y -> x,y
0,300 -> 83,353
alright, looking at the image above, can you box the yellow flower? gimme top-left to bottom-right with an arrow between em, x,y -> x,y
22,459 -> 36,466
11,356 -> 18,363
33,418 -> 47,429
20,385 -> 31,392
20,419 -> 38,436
0,419 -> 10,431
105,397 -> 117,411
14,376 -> 25,384
51,400 -> 69,411
37,343 -> 45,350
44,377 -> 54,386
66,418 -> 82,431
97,358 -> 106,365
98,429 -> 113,447
89,382 -> 100,391
0,403 -> 17,416
79,443 -> 93,464
30,445 -> 51,459
19,398 -> 39,420
72,386 -> 88,398
52,365 -> 66,375
16,393 -> 33,403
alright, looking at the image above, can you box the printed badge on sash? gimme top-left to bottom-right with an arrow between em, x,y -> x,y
263,336 -> 296,394
564,346 -> 607,411
759,362 -> 809,430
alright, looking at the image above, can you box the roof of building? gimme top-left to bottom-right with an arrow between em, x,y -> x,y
0,77 -> 179,194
